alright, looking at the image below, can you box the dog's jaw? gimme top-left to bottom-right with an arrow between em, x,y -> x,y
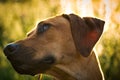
45,51 -> 104,80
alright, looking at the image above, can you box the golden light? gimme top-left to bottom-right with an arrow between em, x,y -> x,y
76,0 -> 94,17
60,0 -> 94,16
60,0 -> 74,14
98,0 -> 114,32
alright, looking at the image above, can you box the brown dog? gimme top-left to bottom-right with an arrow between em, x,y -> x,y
3,14 -> 105,80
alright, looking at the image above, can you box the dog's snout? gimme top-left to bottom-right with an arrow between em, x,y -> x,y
3,43 -> 19,56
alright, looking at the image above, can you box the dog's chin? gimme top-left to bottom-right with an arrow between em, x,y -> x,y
13,66 -> 36,76
12,65 -> 45,76
10,61 -> 52,76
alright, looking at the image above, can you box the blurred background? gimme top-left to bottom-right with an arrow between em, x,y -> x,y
0,0 -> 120,80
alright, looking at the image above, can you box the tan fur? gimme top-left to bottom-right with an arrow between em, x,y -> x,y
4,14 -> 104,80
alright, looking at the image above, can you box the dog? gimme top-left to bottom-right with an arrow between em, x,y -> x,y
3,14 -> 105,80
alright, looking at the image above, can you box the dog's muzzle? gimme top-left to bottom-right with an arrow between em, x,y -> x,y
3,43 -> 55,75
3,43 -> 36,75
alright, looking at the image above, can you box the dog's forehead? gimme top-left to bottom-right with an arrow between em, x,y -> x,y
43,16 -> 70,27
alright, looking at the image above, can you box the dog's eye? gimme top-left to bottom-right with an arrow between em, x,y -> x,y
37,24 -> 51,34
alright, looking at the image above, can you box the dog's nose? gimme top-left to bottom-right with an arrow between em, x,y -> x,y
3,43 -> 19,56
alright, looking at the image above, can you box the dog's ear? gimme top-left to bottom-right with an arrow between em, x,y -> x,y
63,14 -> 105,57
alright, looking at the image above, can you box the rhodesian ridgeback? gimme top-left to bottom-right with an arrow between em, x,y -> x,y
3,14 -> 105,80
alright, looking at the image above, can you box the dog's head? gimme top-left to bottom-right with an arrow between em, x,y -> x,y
3,14 -> 105,75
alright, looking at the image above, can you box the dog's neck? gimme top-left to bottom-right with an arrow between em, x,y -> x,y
46,51 -> 104,80
46,67 -> 76,80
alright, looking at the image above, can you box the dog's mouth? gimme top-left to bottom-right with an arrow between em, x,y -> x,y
6,53 -> 38,75
11,62 -> 36,75
13,60 -> 55,76
3,43 -> 56,75
7,55 -> 54,75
